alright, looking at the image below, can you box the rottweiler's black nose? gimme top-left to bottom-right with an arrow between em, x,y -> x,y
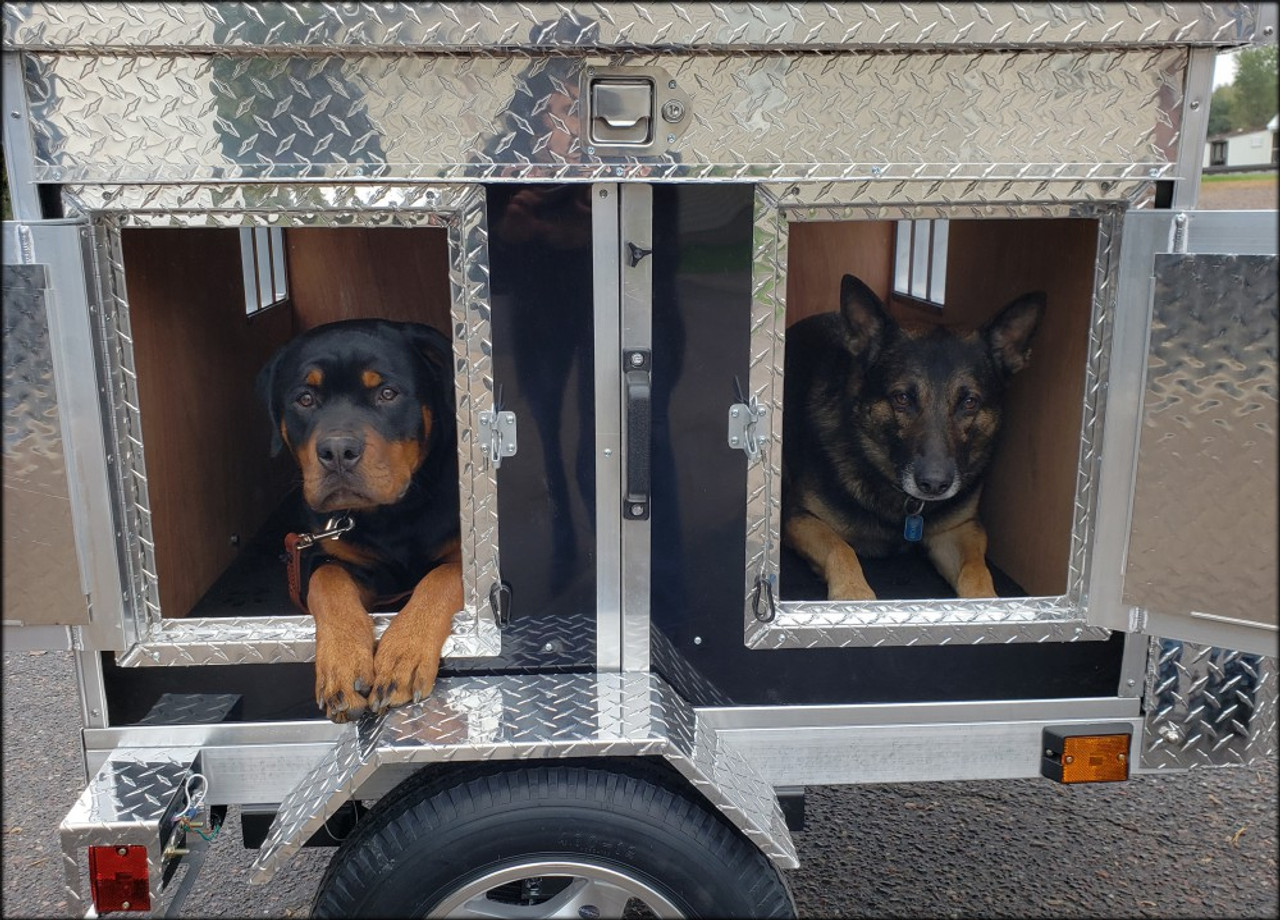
316,433 -> 364,473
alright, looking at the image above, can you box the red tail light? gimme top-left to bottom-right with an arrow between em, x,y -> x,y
88,845 -> 151,913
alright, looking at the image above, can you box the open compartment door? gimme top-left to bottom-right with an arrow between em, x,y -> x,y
1092,210 -> 1277,659
3,219 -> 125,651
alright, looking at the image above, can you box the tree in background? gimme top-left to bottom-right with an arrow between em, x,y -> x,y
1208,46 -> 1278,135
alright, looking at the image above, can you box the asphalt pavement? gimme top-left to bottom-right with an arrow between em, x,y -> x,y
3,649 -> 1276,919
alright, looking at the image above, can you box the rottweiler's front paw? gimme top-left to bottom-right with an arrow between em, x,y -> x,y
368,621 -> 442,714
315,639 -> 376,723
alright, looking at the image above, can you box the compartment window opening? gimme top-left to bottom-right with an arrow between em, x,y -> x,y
240,227 -> 289,316
893,219 -> 949,309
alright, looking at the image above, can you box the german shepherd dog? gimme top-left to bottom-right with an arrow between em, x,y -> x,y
782,274 -> 1043,600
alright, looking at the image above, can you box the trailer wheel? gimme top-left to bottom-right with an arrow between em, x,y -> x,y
311,762 -> 795,918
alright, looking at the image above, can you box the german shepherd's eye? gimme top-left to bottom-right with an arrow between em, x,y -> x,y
377,386 -> 399,404
958,393 -> 981,413
295,391 -> 316,409
890,391 -> 912,411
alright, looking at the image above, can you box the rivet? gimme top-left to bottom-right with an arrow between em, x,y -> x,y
693,636 -> 703,645
116,847 -> 129,856
630,503 -> 644,516
1189,100 -> 1201,110
598,187 -> 607,198
629,352 -> 644,367
667,80 -> 677,89
603,448 -> 613,457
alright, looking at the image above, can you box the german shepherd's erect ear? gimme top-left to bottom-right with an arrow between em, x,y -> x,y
982,292 -> 1045,379
838,273 -> 892,362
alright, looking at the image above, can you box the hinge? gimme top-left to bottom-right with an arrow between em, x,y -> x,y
478,410 -> 518,469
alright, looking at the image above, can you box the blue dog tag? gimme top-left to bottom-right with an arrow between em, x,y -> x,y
904,513 -> 924,542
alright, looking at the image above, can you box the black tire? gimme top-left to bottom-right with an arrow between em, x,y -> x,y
312,761 -> 795,918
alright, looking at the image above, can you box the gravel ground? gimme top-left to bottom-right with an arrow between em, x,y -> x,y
1196,175 -> 1278,210
3,649 -> 1277,919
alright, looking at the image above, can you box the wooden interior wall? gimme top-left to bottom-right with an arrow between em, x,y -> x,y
286,227 -> 452,332
781,217 -> 1095,598
944,219 -> 1097,597
123,228 -> 295,620
785,221 -> 895,324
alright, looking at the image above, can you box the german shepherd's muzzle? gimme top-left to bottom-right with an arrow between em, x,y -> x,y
782,274 -> 1043,600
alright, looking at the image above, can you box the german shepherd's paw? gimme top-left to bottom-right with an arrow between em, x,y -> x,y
828,575 -> 878,601
954,565 -> 998,599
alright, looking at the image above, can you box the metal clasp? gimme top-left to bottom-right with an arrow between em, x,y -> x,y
295,515 -> 354,549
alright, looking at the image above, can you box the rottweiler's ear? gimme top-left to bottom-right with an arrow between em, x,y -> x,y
838,274 -> 890,361
401,322 -> 454,377
984,291 -> 1045,378
255,348 -> 286,458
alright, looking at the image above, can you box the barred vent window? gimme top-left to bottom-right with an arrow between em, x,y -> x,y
241,227 -> 289,316
893,219 -> 948,308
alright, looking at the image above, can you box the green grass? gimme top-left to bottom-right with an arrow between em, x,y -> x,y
1201,170 -> 1278,182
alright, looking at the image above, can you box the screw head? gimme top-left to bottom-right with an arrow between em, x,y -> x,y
693,636 -> 703,645
1189,100 -> 1200,110
629,352 -> 645,367
630,503 -> 645,516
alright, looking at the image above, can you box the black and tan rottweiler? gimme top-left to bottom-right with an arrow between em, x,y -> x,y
257,319 -> 460,722
782,274 -> 1043,600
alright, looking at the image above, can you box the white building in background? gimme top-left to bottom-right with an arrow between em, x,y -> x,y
1204,114 -> 1279,171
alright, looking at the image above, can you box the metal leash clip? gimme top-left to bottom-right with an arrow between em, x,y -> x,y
294,514 -> 355,549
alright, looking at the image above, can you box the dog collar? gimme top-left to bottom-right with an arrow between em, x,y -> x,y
903,498 -> 925,542
285,515 -> 355,614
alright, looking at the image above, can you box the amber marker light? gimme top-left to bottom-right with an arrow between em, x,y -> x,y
1040,724 -> 1132,784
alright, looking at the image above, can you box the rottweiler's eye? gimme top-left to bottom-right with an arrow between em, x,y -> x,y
890,391 -> 912,410
378,386 -> 399,403
295,391 -> 315,409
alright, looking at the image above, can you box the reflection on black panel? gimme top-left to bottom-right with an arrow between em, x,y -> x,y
483,184 -> 596,670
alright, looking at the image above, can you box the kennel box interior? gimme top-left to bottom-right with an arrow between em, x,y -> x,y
119,225 -> 453,621
780,216 -> 1099,601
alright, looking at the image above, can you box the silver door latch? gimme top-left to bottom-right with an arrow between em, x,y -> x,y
479,410 -> 518,469
728,400 -> 768,463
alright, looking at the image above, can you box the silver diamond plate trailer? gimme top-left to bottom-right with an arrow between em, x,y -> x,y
2,3 -> 1276,917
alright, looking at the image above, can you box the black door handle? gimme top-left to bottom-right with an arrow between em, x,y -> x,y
624,349 -> 651,520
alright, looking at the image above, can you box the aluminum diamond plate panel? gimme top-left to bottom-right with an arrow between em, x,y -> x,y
250,672 -> 797,883
3,3 -> 1266,51
11,47 -> 1187,184
1124,254 -> 1278,631
60,749 -> 200,915
62,183 -> 503,667
2,253 -> 90,628
1142,638 -> 1277,770
741,185 -> 1123,649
